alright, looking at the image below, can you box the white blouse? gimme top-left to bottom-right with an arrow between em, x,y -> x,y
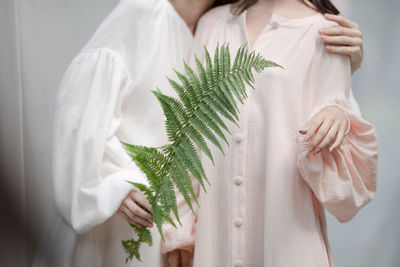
161,4 -> 378,267
51,0 -> 193,266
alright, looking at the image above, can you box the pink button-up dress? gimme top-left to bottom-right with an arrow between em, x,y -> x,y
161,4 -> 379,267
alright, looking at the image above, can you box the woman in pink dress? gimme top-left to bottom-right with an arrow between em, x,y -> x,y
161,0 -> 379,266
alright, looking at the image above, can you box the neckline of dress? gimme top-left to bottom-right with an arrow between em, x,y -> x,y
226,3 -> 324,28
164,0 -> 195,38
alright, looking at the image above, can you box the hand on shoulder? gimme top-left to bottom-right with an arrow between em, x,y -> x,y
319,13 -> 364,74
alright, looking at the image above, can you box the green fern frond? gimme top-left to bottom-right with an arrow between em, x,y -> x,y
121,42 -> 283,262
122,223 -> 153,263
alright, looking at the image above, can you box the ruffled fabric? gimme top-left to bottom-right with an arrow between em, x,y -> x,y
296,96 -> 379,222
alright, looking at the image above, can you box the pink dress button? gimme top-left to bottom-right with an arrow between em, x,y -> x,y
234,176 -> 242,185
234,260 -> 243,267
234,218 -> 242,227
234,133 -> 243,143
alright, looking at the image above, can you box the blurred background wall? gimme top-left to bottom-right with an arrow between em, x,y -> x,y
0,1 -> 119,266
326,1 -> 400,266
0,0 -> 398,266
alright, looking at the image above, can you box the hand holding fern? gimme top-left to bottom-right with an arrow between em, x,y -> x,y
117,189 -> 154,228
299,105 -> 349,154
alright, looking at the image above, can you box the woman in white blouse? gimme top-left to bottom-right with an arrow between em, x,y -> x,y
51,0 -> 366,266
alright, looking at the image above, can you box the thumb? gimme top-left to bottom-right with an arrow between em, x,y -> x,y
167,250 -> 180,267
181,249 -> 193,267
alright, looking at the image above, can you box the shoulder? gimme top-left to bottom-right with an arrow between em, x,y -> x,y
317,14 -> 341,28
73,48 -> 126,65
107,0 -> 165,19
307,14 -> 350,66
62,48 -> 130,85
194,4 -> 231,44
305,13 -> 341,46
120,0 -> 161,12
308,13 -> 342,32
196,4 -> 229,31
81,0 -> 167,53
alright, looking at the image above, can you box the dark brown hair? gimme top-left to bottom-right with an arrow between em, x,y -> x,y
213,0 -> 340,15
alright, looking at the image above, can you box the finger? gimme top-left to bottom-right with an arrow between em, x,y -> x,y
315,122 -> 339,154
116,209 -> 128,219
319,26 -> 362,38
181,250 -> 192,267
125,198 -> 153,224
310,118 -> 334,151
325,45 -> 361,56
120,205 -> 143,227
130,190 -> 153,214
116,209 -> 129,222
320,35 -> 362,46
123,203 -> 153,227
167,251 -> 180,267
324,13 -> 359,28
119,206 -> 145,228
305,115 -> 324,142
129,212 -> 153,228
329,124 -> 346,152
120,213 -> 140,228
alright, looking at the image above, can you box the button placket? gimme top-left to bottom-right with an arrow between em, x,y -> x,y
231,135 -> 246,266
231,68 -> 252,267
231,11 -> 269,266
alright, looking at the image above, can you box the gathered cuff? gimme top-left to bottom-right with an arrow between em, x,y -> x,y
296,96 -> 379,222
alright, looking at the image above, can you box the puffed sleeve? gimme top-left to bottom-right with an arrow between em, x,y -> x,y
296,24 -> 379,223
52,49 -> 149,233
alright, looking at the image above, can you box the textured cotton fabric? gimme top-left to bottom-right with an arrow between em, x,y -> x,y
161,4 -> 379,267
51,0 -> 193,266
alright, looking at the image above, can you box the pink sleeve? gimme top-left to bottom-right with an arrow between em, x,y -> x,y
296,23 -> 379,223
